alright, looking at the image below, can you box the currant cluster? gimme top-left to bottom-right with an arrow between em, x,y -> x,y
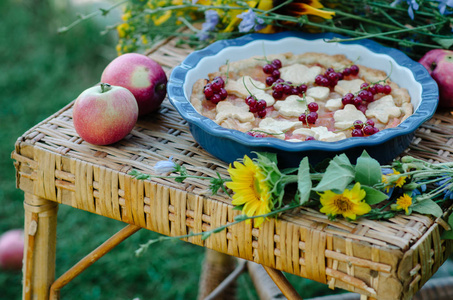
315,65 -> 359,88
263,59 -> 283,86
341,82 -> 392,113
298,102 -> 319,125
203,76 -> 228,104
271,80 -> 307,100
351,119 -> 379,137
245,95 -> 267,118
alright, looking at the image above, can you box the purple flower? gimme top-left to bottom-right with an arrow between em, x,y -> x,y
434,0 -> 453,14
197,10 -> 219,41
237,9 -> 266,33
391,0 -> 419,19
154,157 -> 177,174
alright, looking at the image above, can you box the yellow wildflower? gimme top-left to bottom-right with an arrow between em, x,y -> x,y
319,183 -> 371,220
226,155 -> 272,228
117,23 -> 130,38
394,194 -> 413,215
121,11 -> 132,22
273,0 -> 335,19
382,169 -> 407,193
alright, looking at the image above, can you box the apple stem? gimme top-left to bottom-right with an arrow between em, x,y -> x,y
100,83 -> 112,93
156,83 -> 166,92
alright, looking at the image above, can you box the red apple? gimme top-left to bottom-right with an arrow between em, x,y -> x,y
419,49 -> 453,107
0,229 -> 24,271
73,83 -> 138,145
101,53 -> 167,115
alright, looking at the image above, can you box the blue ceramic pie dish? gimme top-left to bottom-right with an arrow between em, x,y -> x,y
167,32 -> 438,167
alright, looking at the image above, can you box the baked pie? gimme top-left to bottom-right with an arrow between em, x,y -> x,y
190,52 -> 412,142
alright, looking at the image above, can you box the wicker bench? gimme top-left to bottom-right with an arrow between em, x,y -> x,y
12,38 -> 453,299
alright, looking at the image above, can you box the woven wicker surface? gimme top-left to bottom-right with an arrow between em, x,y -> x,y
12,37 -> 453,300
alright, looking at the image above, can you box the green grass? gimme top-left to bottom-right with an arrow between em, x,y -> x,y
0,1 -> 343,299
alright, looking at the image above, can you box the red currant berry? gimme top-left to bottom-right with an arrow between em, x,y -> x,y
363,125 -> 375,135
350,65 -> 359,75
353,120 -> 364,129
283,84 -> 291,95
272,59 -> 282,69
272,90 -> 283,99
365,119 -> 375,127
342,67 -> 351,76
214,76 -> 224,86
249,102 -> 259,113
257,110 -> 267,118
383,85 -> 392,94
373,127 -> 380,134
275,78 -> 284,84
315,75 -> 325,86
307,102 -> 319,112
298,84 -> 307,94
375,84 -> 384,94
218,88 -> 228,100
351,129 -> 364,137
326,68 -> 335,74
299,113 -> 307,124
342,93 -> 354,105
369,86 -> 377,95
358,90 -> 371,102
360,83 -> 370,90
263,64 -> 275,74
328,72 -> 340,81
211,78 -> 224,91
307,111 -> 318,124
246,96 -> 257,107
266,76 -> 276,86
273,83 -> 284,92
271,69 -> 280,79
210,94 -> 222,104
321,77 -> 330,86
257,100 -> 267,111
353,96 -> 363,107
305,136 -> 315,141
204,85 -> 214,99
290,87 -> 299,95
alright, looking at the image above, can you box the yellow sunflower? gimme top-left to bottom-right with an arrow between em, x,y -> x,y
226,155 -> 272,228
319,182 -> 371,220
382,169 -> 408,193
393,193 -> 413,215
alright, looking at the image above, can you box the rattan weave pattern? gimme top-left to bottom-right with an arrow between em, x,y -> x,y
12,37 -> 453,300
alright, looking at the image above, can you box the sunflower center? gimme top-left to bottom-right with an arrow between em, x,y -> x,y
334,196 -> 352,212
252,176 -> 262,199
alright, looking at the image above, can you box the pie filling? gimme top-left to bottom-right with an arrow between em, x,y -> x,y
190,52 -> 412,142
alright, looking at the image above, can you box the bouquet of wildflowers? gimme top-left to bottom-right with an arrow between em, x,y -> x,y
131,150 -> 453,247
90,0 -> 453,58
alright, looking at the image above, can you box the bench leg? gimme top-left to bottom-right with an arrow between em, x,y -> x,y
23,193 -> 58,300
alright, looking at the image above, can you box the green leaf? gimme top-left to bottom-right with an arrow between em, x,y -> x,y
297,157 -> 312,205
313,154 -> 354,193
441,214 -> 453,240
255,152 -> 278,165
362,185 -> 388,205
412,199 -> 443,218
355,150 -> 382,186
433,37 -> 453,49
